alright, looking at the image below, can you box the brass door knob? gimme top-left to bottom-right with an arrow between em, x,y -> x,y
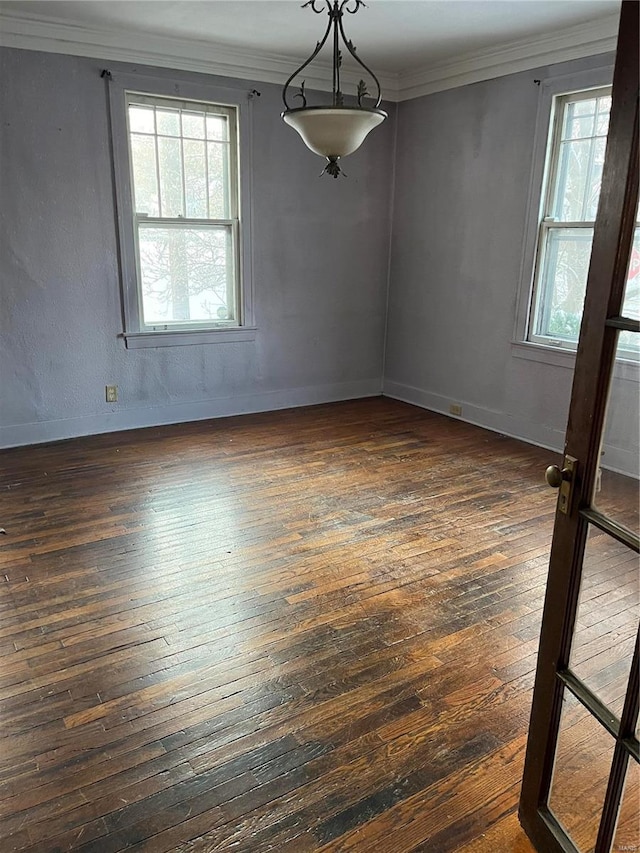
545,465 -> 570,488
545,456 -> 577,514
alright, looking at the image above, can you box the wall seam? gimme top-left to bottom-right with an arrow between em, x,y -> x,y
380,100 -> 399,391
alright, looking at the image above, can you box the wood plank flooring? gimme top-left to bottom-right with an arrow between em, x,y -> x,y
0,398 -> 632,852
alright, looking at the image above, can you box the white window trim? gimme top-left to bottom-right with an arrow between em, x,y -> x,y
107,70 -> 256,348
511,340 -> 638,384
513,63 -> 614,360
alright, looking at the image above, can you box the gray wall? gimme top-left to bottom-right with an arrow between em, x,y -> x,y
2,45 -> 637,477
0,47 -> 395,447
383,54 -> 639,477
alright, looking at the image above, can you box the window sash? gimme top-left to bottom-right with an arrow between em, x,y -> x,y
544,87 -> 611,225
530,222 -> 639,360
125,92 -> 239,223
134,219 -> 239,332
530,221 -> 594,348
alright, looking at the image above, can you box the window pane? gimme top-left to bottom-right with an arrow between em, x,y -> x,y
207,142 -> 231,219
565,112 -> 595,141
552,139 -> 607,222
595,97 -> 611,136
549,688 -> 614,852
569,525 -> 638,717
130,135 -> 159,216
183,139 -> 207,218
182,110 -> 206,140
158,137 -> 183,218
553,139 -> 591,220
137,224 -> 236,326
570,97 -> 597,119
128,105 -> 154,134
156,107 -> 180,137
613,756 -> 639,851
535,228 -> 592,341
584,136 -> 606,221
594,331 -> 640,534
206,114 -> 229,142
622,226 -> 640,321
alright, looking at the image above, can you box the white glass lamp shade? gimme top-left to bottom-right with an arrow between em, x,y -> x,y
282,107 -> 387,159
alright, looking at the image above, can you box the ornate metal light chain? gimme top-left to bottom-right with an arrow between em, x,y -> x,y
282,0 -> 383,113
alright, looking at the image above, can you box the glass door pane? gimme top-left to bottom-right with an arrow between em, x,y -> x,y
548,689 -> 616,851
613,757 -> 640,850
594,335 -> 640,536
569,526 -> 638,717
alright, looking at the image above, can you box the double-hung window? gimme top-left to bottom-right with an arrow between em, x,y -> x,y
108,73 -> 254,348
128,94 -> 239,329
528,86 -> 639,358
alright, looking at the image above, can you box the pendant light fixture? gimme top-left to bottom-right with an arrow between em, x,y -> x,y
282,0 -> 387,178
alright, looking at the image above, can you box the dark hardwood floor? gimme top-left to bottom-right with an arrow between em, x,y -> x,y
0,398 -> 635,852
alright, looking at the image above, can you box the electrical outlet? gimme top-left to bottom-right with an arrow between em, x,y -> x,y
106,385 -> 118,403
449,403 -> 462,417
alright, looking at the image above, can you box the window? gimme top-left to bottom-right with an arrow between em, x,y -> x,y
528,86 -> 639,359
128,94 -> 239,329
108,73 -> 254,348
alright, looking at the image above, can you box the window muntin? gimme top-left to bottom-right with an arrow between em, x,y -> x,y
125,93 -> 240,331
529,87 -> 639,360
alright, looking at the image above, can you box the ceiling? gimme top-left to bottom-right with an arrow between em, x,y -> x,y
0,0 -> 621,99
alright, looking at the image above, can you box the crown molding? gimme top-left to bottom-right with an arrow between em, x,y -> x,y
0,9 -> 618,103
0,9 -> 401,97
396,14 -> 618,101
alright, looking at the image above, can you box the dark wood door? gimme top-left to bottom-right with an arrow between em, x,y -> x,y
519,3 -> 639,852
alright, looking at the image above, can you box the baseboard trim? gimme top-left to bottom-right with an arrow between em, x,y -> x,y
4,380 -> 635,479
383,380 -> 637,478
0,379 -> 382,448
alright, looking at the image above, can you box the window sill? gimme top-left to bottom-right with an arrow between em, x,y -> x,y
122,327 -> 258,349
511,340 -> 638,382
511,340 -> 576,368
